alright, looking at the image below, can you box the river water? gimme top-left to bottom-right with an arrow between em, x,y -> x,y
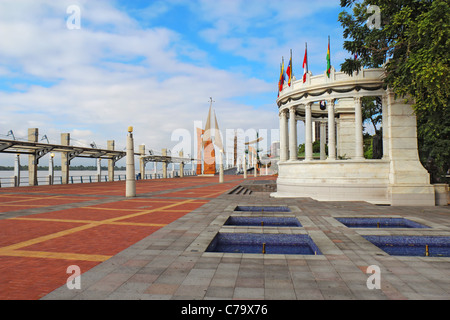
0,166 -> 196,188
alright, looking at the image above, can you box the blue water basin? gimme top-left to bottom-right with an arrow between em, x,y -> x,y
336,217 -> 429,229
234,206 -> 291,212
206,233 -> 321,255
363,235 -> 450,257
225,216 -> 302,227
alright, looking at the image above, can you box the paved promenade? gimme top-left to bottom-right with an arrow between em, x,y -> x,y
0,175 -> 449,300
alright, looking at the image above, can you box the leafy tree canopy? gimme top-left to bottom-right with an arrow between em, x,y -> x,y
339,0 -> 449,182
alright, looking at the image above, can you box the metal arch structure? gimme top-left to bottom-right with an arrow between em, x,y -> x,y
0,138 -> 129,164
0,138 -> 198,165
140,154 -> 197,165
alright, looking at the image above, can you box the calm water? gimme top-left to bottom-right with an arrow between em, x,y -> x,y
0,166 -> 195,187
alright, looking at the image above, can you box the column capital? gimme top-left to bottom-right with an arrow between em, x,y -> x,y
353,96 -> 361,104
326,98 -> 335,106
289,105 -> 297,113
279,108 -> 288,116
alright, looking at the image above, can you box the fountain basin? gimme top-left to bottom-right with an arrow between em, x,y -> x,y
206,233 -> 321,255
234,206 -> 291,212
363,235 -> 450,257
336,217 -> 429,229
224,216 -> 302,227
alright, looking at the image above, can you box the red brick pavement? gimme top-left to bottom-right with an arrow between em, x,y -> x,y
0,175 -> 268,299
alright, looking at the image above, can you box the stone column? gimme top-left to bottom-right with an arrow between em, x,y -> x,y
14,154 -> 20,187
386,90 -> 434,205
97,158 -> 101,182
243,154 -> 247,179
28,128 -> 38,186
107,140 -> 115,182
139,144 -> 145,179
320,121 -> 326,160
48,153 -> 54,185
327,100 -> 336,160
179,151 -> 185,178
162,149 -> 168,178
61,133 -> 70,184
289,106 -> 298,161
126,127 -> 136,197
354,97 -> 364,160
279,110 -> 286,160
219,151 -> 224,183
305,103 -> 313,161
382,94 -> 389,159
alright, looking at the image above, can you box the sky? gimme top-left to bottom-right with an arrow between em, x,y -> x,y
0,0 -> 352,167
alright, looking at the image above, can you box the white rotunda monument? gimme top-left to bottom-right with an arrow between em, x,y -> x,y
272,67 -> 437,206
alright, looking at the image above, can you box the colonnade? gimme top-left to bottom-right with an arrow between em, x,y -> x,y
279,97 -> 366,162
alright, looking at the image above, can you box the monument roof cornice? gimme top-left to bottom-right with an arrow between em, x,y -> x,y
277,68 -> 386,109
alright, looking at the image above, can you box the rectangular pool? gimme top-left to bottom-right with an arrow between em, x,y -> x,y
234,206 -> 291,212
224,216 -> 302,227
336,217 -> 429,229
206,233 -> 321,255
363,235 -> 450,257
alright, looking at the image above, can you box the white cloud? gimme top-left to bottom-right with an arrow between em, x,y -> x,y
0,0 -> 345,167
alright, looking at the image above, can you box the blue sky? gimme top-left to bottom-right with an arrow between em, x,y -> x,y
0,0 -> 351,166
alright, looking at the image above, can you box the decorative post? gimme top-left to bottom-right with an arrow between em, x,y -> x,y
61,133 -> 70,184
48,153 -> 54,185
28,128 -> 38,186
243,154 -> 247,179
14,154 -> 20,187
179,151 -> 185,178
97,158 -> 101,182
139,144 -> 146,180
107,140 -> 115,182
126,126 -> 136,197
219,151 -> 224,183
162,149 -> 168,179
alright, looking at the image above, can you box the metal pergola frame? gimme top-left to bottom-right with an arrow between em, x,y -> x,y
0,138 -> 128,164
0,138 -> 198,165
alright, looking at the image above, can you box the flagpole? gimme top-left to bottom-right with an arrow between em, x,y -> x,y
290,49 -> 293,80
305,42 -> 308,74
328,35 -> 330,67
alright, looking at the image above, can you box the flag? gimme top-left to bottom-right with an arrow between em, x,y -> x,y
302,43 -> 308,83
278,58 -> 285,92
286,50 -> 292,87
326,36 -> 331,77
277,63 -> 282,96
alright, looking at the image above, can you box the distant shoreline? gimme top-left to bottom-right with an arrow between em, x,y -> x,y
0,166 -> 126,171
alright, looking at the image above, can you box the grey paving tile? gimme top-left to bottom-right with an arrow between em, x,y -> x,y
42,180 -> 450,300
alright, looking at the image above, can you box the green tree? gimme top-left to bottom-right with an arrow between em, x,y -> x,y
339,0 -> 450,182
